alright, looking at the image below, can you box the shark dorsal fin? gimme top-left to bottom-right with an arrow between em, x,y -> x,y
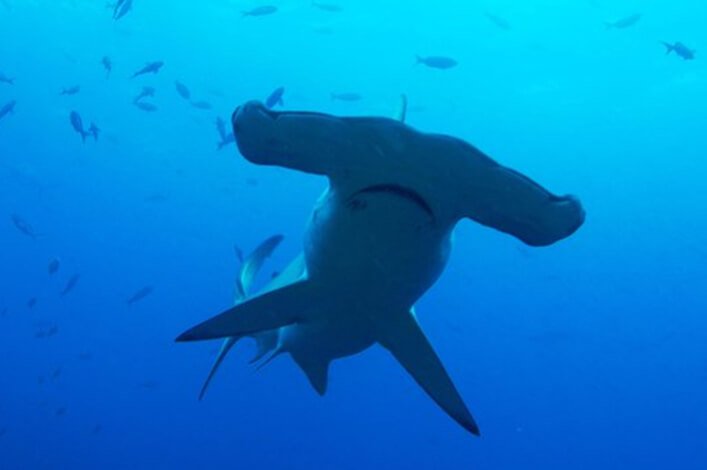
394,94 -> 408,123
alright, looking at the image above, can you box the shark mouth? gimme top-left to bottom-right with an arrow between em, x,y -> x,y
351,184 -> 435,220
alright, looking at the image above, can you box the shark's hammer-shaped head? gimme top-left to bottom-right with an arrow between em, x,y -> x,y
232,100 -> 584,247
232,100 -> 364,176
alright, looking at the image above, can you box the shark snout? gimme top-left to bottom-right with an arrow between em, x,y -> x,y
232,101 -> 279,131
232,101 -> 290,165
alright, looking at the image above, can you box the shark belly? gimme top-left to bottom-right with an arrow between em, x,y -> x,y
277,184 -> 453,371
304,185 -> 452,311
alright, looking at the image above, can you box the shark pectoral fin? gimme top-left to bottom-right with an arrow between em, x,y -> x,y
199,336 -> 240,400
292,351 -> 330,396
176,281 -> 315,342
375,311 -> 480,436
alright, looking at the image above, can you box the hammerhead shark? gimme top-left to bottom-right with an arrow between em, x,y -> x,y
178,99 -> 585,436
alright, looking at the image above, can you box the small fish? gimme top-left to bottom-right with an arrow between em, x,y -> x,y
330,92 -> 362,102
60,85 -> 81,96
312,2 -> 343,12
0,72 -> 14,85
662,41 -> 696,60
215,117 -> 235,150
54,407 -> 67,417
89,123 -> 100,141
78,351 -> 93,361
415,55 -> 458,69
48,257 -> 61,275
312,25 -> 334,35
11,213 -> 39,238
144,193 -> 167,203
134,101 -> 158,112
138,380 -> 159,389
27,297 -> 37,309
605,13 -> 642,29
190,100 -> 212,110
0,100 -> 16,121
113,0 -> 133,20
51,367 -> 62,380
127,286 -> 154,305
215,116 -> 229,140
133,86 -> 156,103
131,61 -> 164,78
101,56 -> 112,78
61,274 -> 81,296
234,244 -> 244,263
265,86 -> 285,108
217,133 -> 235,150
242,5 -> 278,17
484,12 -> 511,30
91,424 -> 102,435
70,111 -> 90,142
34,324 -> 59,339
175,81 -> 191,100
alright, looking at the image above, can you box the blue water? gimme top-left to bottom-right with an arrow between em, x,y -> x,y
1,1 -> 706,468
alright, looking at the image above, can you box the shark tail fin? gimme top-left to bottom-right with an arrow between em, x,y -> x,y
292,351 -> 330,396
374,310 -> 480,436
176,281 -> 317,342
198,336 -> 241,400
661,41 -> 674,54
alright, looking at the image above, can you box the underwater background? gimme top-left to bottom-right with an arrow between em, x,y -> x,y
1,0 -> 706,468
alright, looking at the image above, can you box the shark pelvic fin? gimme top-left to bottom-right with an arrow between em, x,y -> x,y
249,332 -> 279,364
374,310 -> 480,436
292,352 -> 330,396
176,281 -> 316,342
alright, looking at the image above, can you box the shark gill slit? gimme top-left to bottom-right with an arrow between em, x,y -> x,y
351,184 -> 435,220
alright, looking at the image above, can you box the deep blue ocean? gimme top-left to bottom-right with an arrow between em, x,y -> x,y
1,1 -> 705,468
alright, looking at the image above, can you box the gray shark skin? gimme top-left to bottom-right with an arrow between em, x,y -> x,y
177,101 -> 585,436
